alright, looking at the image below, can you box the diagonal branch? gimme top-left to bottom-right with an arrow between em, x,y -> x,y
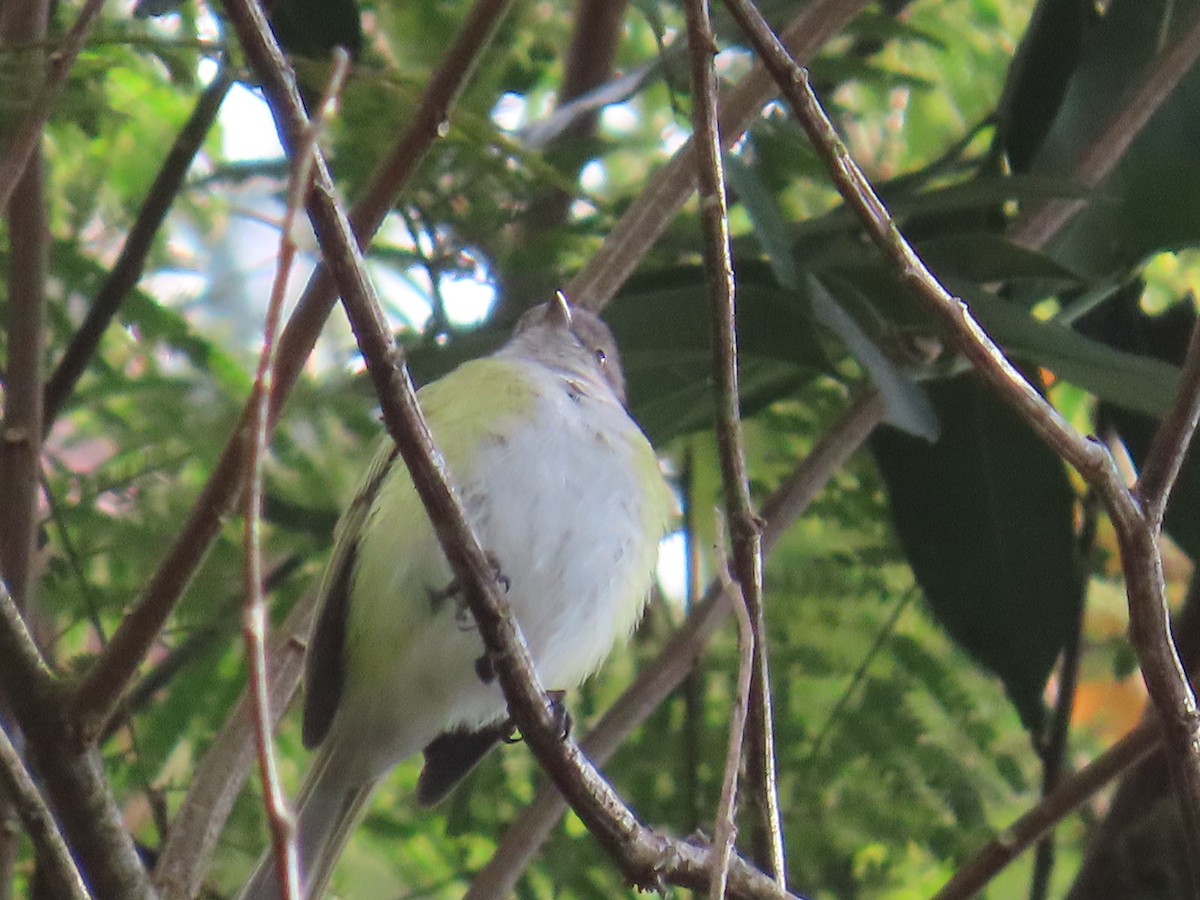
217,1 -> 802,894
152,589 -> 318,900
718,0 -> 1200,875
0,0 -> 104,211
1009,7 -> 1200,251
465,391 -> 884,899
683,0 -> 782,881
1136,317 -> 1200,528
566,0 -> 869,312
67,0 -> 516,744
931,719 -> 1160,900
42,65 -> 236,432
0,718 -> 91,900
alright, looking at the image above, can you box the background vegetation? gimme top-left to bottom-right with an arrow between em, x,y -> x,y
1,0 -> 1199,897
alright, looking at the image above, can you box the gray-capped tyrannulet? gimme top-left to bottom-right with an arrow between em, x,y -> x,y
238,295 -> 672,899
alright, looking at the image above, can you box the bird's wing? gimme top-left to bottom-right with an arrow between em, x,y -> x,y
303,357 -> 538,751
302,439 -> 399,749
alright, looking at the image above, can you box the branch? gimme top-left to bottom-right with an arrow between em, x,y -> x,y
0,581 -> 151,899
1136,316 -> 1200,528
0,719 -> 91,900
465,391 -> 884,899
42,66 -> 236,431
683,0 -> 782,880
66,0 -> 515,743
709,558 -> 755,900
0,0 -> 50,611
0,129 -> 45,611
718,0 -> 1200,865
217,3 -> 804,894
565,0 -> 869,312
932,720 -> 1160,900
152,590 -> 318,900
0,0 -> 104,211
1009,7 -> 1200,250
241,50 -> 350,900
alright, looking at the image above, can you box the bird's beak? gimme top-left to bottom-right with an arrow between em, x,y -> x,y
550,290 -> 573,329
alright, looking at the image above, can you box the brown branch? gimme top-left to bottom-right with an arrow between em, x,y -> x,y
719,0 -> 1200,867
565,0 -> 869,312
709,558 -> 755,900
933,719 -> 1160,900
42,66 -> 236,432
465,391 -> 885,899
1009,7 -> 1200,250
0,587 -> 151,900
0,0 -> 104,211
66,0 -> 515,744
523,0 -> 626,229
1136,316 -> 1200,528
215,5 -> 802,894
242,50 -> 350,900
0,5 -> 51,890
0,718 -> 91,900
152,590 -> 318,900
0,119 -> 46,614
683,0 -> 782,880
0,0 -> 50,613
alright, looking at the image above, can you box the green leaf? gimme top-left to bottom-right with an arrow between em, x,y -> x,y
963,285 -> 1181,417
1016,0 -> 1200,277
870,373 -> 1085,731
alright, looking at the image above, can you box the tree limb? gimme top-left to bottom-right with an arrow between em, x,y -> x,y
684,0 -> 782,880
718,0 -> 1200,867
0,718 -> 91,900
66,0 -> 516,745
465,391 -> 884,898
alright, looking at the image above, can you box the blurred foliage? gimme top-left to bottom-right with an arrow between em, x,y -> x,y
8,0 -> 1200,896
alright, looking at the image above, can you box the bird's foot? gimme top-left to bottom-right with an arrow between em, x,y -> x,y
428,553 -> 510,629
496,691 -> 571,743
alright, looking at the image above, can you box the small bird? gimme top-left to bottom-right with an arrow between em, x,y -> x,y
238,295 -> 673,899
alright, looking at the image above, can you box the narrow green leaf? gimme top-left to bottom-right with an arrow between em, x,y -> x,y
871,373 -> 1085,732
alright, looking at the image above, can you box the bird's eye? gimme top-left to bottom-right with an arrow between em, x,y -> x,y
594,348 -> 607,367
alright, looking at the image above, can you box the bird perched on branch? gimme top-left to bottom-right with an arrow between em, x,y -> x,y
238,294 -> 673,900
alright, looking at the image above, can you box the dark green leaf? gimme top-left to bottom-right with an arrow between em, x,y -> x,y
871,373 -> 1085,731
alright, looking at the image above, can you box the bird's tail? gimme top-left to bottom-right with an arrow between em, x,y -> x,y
236,750 -> 379,900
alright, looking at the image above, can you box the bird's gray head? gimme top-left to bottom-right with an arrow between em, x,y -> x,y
505,294 -> 627,404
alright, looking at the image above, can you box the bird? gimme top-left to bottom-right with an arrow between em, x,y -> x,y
238,294 -> 673,899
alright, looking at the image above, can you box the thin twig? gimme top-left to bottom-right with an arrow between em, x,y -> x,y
1136,316 -> 1200,528
0,0 -> 105,211
565,0 -> 869,312
710,554 -> 755,900
465,391 -> 884,899
220,3 -> 801,895
42,66 -> 236,432
0,586 -> 152,899
684,0 -> 782,880
0,0 -> 50,613
67,0 -> 515,744
718,0 -> 1200,863
802,587 -> 915,766
242,47 -> 350,900
932,719 -> 1160,900
0,720 -> 91,900
152,590 -> 318,900
0,130 -> 45,612
1009,7 -> 1200,250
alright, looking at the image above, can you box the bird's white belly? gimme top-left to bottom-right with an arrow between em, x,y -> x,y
330,380 -> 656,783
